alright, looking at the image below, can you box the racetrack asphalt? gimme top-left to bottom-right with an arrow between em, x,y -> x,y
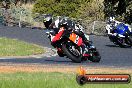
0,25 -> 132,68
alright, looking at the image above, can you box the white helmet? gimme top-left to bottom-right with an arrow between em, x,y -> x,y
108,16 -> 116,25
109,17 -> 115,22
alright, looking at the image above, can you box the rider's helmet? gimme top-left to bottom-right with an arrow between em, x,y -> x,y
43,14 -> 52,29
58,16 -> 75,30
109,17 -> 115,23
108,16 -> 116,26
109,17 -> 115,22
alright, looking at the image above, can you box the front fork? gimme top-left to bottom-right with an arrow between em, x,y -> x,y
81,44 -> 90,57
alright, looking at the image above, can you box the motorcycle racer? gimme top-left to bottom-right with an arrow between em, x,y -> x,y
106,17 -> 121,36
43,14 -> 91,47
106,16 -> 132,37
106,16 -> 132,47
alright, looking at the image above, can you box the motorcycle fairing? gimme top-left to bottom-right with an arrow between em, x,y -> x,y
51,27 -> 65,42
114,23 -> 129,35
69,33 -> 83,46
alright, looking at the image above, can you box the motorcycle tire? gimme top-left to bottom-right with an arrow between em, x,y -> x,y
57,51 -> 65,57
117,40 -> 127,48
113,36 -> 127,48
126,35 -> 132,46
62,43 -> 82,63
109,36 -> 119,45
88,51 -> 101,62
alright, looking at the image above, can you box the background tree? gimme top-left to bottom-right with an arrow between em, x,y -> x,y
78,0 -> 104,22
103,0 -> 132,24
0,0 -> 36,6
32,0 -> 84,18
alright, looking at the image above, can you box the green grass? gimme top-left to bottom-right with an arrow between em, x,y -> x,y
0,37 -> 45,56
0,72 -> 131,88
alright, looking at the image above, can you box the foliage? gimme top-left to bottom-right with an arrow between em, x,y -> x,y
32,0 -> 85,18
78,0 -> 104,22
0,0 -> 36,7
32,0 -> 104,23
103,0 -> 132,24
125,0 -> 132,24
1,0 -> 132,25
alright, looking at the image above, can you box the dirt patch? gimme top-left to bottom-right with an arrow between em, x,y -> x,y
0,63 -> 132,74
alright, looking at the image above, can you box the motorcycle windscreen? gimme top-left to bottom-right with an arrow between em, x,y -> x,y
69,33 -> 83,46
115,23 -> 129,35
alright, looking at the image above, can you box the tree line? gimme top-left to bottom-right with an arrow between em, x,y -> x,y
0,0 -> 36,8
32,0 -> 132,24
0,0 -> 132,24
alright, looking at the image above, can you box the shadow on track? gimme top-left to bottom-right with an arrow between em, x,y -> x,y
0,56 -> 101,66
106,44 -> 131,48
106,45 -> 119,48
0,56 -> 79,65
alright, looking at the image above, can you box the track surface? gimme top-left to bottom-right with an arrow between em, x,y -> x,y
0,25 -> 132,68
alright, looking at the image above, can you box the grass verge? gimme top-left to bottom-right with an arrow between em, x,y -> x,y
0,72 -> 131,88
0,37 -> 45,57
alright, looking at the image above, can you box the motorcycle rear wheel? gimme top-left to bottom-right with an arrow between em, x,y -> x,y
88,50 -> 101,62
110,36 -> 127,48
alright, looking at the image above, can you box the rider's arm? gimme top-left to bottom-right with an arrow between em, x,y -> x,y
106,25 -> 113,35
106,24 -> 117,36
54,18 -> 60,28
115,20 -> 121,26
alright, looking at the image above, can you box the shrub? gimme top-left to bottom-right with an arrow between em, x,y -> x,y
32,0 -> 83,18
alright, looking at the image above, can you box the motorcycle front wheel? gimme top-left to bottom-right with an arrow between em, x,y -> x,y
126,35 -> 132,46
62,42 -> 82,63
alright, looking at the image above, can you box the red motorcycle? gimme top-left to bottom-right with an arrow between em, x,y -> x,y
46,26 -> 101,63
